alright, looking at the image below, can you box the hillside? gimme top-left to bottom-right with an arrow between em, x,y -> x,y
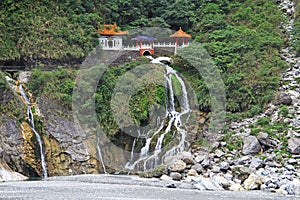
0,0 -> 290,117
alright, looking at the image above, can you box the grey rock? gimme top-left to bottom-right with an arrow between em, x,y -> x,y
191,163 -> 203,174
231,166 -> 253,182
242,136 -> 262,155
220,142 -> 227,147
179,152 -> 194,165
201,158 -> 211,168
194,177 -> 224,191
286,179 -> 300,195
220,161 -> 230,171
160,175 -> 172,181
0,161 -> 28,182
237,156 -> 251,165
287,137 -> 300,154
288,158 -> 298,164
194,155 -> 207,163
214,150 -> 225,158
165,183 -> 176,188
170,172 -> 182,181
224,173 -> 233,181
250,158 -> 264,169
257,132 -> 271,146
285,164 -> 295,171
265,161 -> 281,168
212,174 -> 231,189
211,166 -> 221,173
274,92 -> 292,105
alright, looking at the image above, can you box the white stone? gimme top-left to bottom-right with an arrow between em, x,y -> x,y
229,183 -> 244,192
160,174 -> 172,181
243,173 -> 263,190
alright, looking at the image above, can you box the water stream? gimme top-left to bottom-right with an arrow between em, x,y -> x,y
125,56 -> 192,171
19,84 -> 48,178
97,138 -> 108,174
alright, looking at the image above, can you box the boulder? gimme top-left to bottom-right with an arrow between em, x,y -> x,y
191,163 -> 203,174
160,174 -> 172,181
214,150 -> 225,158
257,132 -> 271,146
220,161 -> 230,171
250,158 -> 264,169
168,159 -> 186,172
187,169 -> 198,177
242,136 -> 262,155
179,152 -> 194,165
243,173 -> 263,190
211,166 -> 221,173
212,174 -> 231,190
194,177 -> 224,191
286,179 -> 300,195
201,158 -> 211,168
229,183 -> 244,191
274,92 -> 292,105
194,155 -> 207,163
287,137 -> 300,154
170,172 -> 182,181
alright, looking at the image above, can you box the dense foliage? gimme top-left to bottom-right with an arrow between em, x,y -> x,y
3,0 -> 295,121
0,0 -> 105,65
28,67 -> 76,108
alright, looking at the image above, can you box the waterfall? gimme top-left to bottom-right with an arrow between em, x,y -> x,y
97,138 -> 107,174
19,85 -> 48,178
125,56 -> 192,171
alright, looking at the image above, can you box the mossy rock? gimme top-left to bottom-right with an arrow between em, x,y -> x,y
139,165 -> 167,178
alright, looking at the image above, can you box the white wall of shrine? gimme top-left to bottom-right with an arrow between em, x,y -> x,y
99,36 -> 123,49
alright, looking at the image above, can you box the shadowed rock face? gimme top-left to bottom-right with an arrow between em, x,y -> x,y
37,96 -> 129,176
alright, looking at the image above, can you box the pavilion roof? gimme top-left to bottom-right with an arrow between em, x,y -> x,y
170,27 -> 191,38
97,23 -> 128,36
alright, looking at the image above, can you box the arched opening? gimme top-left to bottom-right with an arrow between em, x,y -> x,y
108,40 -> 113,48
143,50 -> 151,56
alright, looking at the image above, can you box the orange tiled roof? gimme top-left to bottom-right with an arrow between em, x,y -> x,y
170,27 -> 191,38
97,23 -> 128,36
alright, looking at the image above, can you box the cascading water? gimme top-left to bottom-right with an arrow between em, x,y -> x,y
19,84 -> 48,178
125,56 -> 192,171
97,137 -> 107,174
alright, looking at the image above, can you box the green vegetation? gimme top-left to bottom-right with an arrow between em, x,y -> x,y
223,131 -> 243,152
0,72 -> 23,121
249,115 -> 293,158
2,0 -> 296,133
0,0 -> 105,64
95,59 -> 166,134
28,67 -> 76,108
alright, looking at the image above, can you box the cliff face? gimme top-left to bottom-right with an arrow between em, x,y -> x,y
0,75 -> 37,177
38,95 -> 129,175
37,96 -> 99,176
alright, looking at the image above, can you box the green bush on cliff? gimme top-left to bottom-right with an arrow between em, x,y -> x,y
28,67 -> 76,108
